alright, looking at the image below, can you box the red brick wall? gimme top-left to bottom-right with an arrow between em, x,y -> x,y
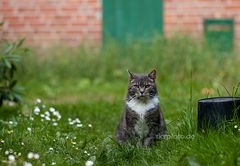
0,0 -> 101,48
164,0 -> 240,48
1,0 -> 240,49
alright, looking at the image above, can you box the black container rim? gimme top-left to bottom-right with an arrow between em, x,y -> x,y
198,97 -> 240,103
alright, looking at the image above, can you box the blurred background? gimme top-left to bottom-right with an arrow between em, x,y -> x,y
0,0 -> 240,116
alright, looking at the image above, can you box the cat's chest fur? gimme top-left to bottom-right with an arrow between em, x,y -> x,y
126,96 -> 159,138
126,96 -> 159,118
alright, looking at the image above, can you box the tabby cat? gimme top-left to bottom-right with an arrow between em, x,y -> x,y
116,69 -> 167,147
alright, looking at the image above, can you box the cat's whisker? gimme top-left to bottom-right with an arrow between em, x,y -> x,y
127,95 -> 137,102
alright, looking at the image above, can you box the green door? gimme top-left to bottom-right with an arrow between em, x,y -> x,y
204,19 -> 234,53
103,0 -> 163,44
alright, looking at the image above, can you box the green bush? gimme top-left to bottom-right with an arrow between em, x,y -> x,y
0,38 -> 28,106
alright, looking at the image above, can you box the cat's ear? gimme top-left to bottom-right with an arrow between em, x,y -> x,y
148,69 -> 157,80
127,70 -> 136,80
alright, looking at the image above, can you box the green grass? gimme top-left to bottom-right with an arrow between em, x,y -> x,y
1,36 -> 240,165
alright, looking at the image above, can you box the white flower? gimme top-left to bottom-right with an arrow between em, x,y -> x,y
88,124 -> 92,128
34,153 -> 40,159
40,114 -> 45,118
28,152 -> 34,159
57,115 -> 61,120
8,155 -> 15,162
69,121 -> 74,125
72,119 -> 77,124
85,160 -> 94,166
234,125 -> 238,129
30,117 -> 34,121
77,124 -> 83,128
75,118 -> 81,123
45,111 -> 50,117
1,140 -> 4,143
84,150 -> 87,154
42,105 -> 46,108
5,150 -> 9,155
18,152 -> 21,156
51,162 -> 56,165
24,162 -> 32,166
27,127 -> 32,132
53,111 -> 61,120
9,121 -> 13,125
45,116 -> 51,121
21,142 -> 24,146
49,147 -> 53,151
68,118 -> 72,121
53,122 -> 58,126
36,98 -> 42,103
49,107 -> 55,112
34,106 -> 40,115
54,111 -> 60,116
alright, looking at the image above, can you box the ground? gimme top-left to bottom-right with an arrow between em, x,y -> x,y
1,37 -> 240,165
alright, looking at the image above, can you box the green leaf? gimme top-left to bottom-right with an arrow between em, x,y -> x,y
10,67 -> 15,78
3,59 -> 12,68
3,43 -> 14,55
16,38 -> 25,48
10,80 -> 17,88
6,55 -> 20,62
12,86 -> 24,93
8,93 -> 14,101
13,93 -> 23,102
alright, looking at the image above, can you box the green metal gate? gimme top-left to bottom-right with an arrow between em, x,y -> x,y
103,0 -> 163,44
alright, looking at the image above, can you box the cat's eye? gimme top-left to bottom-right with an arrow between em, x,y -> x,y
145,85 -> 150,88
133,85 -> 139,88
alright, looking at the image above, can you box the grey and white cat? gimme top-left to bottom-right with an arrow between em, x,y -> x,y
116,69 -> 167,147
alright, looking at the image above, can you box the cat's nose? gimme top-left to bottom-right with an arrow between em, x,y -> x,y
140,88 -> 145,94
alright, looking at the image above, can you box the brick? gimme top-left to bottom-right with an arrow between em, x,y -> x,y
61,6 -> 78,11
225,6 -> 240,10
17,7 -> 35,13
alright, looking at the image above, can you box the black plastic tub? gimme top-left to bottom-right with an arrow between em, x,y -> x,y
198,97 -> 240,131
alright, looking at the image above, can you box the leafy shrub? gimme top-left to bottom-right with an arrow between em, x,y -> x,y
0,38 -> 28,106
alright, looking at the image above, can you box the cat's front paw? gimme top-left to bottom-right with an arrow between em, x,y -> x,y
143,137 -> 156,147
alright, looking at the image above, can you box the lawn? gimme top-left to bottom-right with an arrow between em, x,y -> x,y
1,36 -> 240,165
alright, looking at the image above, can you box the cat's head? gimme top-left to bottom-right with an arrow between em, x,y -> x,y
127,69 -> 158,101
